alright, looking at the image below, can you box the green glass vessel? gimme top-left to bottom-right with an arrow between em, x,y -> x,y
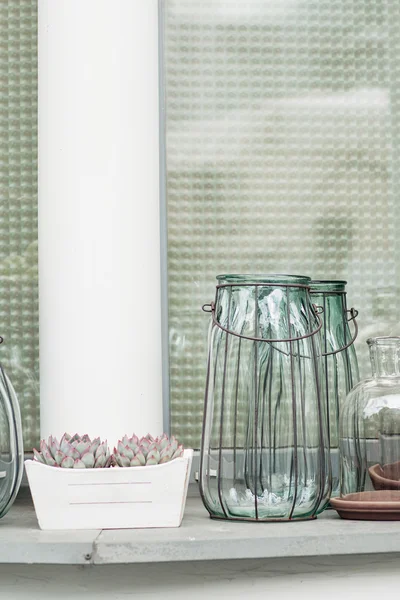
200,274 -> 331,522
340,337 -> 400,496
309,281 -> 359,499
0,363 -> 24,518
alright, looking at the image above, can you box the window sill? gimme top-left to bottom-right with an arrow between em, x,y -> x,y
2,487 -> 400,565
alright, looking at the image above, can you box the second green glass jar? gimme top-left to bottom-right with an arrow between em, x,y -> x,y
310,280 -> 360,498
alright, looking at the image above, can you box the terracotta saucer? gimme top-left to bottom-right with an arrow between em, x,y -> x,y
369,462 -> 400,491
330,490 -> 400,520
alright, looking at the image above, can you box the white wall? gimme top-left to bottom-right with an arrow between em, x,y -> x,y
0,554 -> 398,599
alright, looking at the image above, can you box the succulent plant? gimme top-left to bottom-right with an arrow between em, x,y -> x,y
33,433 -> 112,468
113,433 -> 184,467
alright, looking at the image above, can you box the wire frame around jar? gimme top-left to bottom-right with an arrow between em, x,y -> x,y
199,275 -> 331,522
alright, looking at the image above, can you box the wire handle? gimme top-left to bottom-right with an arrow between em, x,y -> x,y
321,307 -> 359,357
202,302 -> 324,343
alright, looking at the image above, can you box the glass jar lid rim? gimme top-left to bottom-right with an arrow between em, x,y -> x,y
217,273 -> 311,284
367,336 -> 400,346
309,280 -> 347,291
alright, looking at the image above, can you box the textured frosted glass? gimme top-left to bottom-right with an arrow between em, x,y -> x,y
165,0 -> 400,448
0,1 -> 39,449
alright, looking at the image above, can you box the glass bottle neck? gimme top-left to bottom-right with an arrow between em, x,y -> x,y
369,339 -> 400,379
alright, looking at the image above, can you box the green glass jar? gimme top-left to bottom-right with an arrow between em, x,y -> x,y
309,281 -> 359,499
200,274 -> 331,522
340,337 -> 400,497
0,362 -> 24,518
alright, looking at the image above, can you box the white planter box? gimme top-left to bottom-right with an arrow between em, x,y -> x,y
25,450 -> 193,530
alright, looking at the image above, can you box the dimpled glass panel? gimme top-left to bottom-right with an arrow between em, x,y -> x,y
0,1 -> 39,449
165,1 -> 400,448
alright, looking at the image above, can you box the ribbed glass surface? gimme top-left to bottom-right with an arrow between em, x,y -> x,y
165,1 -> 400,448
0,1 -> 39,449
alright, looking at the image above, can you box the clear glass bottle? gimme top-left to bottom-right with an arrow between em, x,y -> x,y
0,363 -> 24,518
340,337 -> 400,496
200,274 -> 331,522
309,281 -> 359,498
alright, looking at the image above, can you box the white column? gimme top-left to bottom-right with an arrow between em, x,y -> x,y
38,0 -> 164,446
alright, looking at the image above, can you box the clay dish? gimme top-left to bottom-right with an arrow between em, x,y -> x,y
330,490 -> 400,520
369,462 -> 400,491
